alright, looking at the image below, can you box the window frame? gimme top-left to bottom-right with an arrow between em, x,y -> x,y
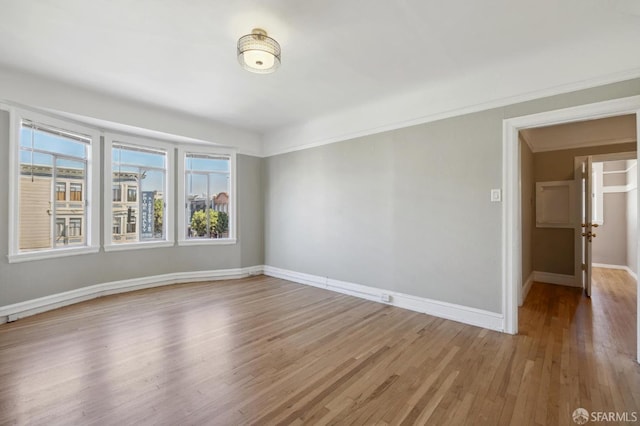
177,145 -> 237,246
8,107 -> 101,263
103,133 -> 175,252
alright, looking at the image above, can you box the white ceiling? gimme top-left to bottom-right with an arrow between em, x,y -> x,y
520,114 -> 637,152
1,0 -> 640,153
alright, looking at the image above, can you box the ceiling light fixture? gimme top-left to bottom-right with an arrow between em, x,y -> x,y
237,28 -> 281,74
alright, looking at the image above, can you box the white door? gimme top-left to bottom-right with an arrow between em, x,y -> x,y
581,156 -> 598,297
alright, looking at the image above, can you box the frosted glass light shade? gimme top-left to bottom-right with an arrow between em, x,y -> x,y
237,28 -> 281,74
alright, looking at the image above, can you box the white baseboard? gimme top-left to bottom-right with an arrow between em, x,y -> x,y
262,265 -> 504,332
533,271 -> 580,287
592,263 -> 638,281
0,265 -> 264,324
520,273 -> 534,306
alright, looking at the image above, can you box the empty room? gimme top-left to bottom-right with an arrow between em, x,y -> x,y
1,1 -> 639,425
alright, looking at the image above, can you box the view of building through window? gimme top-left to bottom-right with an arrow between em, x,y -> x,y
111,144 -> 166,244
18,121 -> 88,252
185,153 -> 230,239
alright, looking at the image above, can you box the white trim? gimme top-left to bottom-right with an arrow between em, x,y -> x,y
502,116 -> 520,334
176,145 -> 237,244
7,107 -> 101,262
103,241 -> 175,252
592,263 -> 638,281
177,238 -> 237,246
520,272 -> 534,306
103,133 -> 175,251
532,271 -> 580,287
603,162 -> 637,174
263,266 -> 504,332
263,68 -> 640,157
503,95 -> 640,342
0,266 -> 264,324
529,137 -> 637,153
603,184 -> 637,193
8,246 -> 100,263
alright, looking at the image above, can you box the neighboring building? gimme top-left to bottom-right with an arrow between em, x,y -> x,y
111,171 -> 140,243
19,165 -> 86,251
19,165 -> 160,249
213,192 -> 229,213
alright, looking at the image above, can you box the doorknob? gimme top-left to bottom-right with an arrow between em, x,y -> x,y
591,223 -> 599,228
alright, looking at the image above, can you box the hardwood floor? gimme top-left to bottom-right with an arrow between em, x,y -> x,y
0,268 -> 638,425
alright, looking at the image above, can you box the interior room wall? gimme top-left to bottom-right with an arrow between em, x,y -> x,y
532,143 -> 636,276
520,137 -> 535,286
265,79 -> 640,314
593,161 -> 629,267
2,74 -> 640,315
0,110 -> 265,306
593,192 -> 627,266
627,160 -> 638,275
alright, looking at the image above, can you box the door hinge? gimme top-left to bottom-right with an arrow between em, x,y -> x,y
581,263 -> 587,271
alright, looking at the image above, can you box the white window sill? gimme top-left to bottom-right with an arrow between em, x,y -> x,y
178,238 -> 237,246
8,246 -> 100,264
103,241 -> 175,252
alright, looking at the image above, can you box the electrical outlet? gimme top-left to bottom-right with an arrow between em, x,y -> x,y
381,293 -> 391,303
490,189 -> 502,202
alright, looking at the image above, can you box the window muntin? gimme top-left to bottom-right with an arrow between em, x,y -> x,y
184,153 -> 231,240
17,120 -> 89,252
108,142 -> 168,245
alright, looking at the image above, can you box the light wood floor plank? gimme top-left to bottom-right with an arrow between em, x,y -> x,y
0,268 -> 638,425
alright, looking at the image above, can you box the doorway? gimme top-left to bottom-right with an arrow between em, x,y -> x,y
502,95 -> 640,363
575,153 -> 638,296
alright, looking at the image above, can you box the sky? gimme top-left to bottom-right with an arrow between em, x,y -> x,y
20,127 -> 230,197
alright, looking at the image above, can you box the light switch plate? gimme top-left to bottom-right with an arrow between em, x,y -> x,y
491,189 -> 502,202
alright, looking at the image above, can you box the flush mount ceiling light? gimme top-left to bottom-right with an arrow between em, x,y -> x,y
237,28 -> 281,74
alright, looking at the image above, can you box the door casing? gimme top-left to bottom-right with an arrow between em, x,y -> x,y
502,95 -> 640,363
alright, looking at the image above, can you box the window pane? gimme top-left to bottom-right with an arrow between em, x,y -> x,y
20,125 -> 88,159
54,157 -> 86,247
127,187 -> 137,202
56,182 -> 66,201
185,154 -> 231,240
18,122 -> 89,253
111,143 -> 167,244
187,173 -> 208,238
